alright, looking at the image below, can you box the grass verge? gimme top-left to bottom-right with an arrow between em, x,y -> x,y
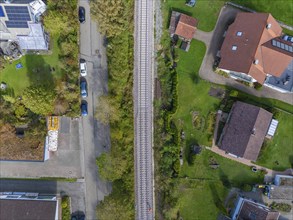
61,196 -> 71,220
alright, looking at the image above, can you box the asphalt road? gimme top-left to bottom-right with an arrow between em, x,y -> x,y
79,0 -> 111,219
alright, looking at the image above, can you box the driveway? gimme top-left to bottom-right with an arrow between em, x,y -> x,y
79,0 -> 111,219
193,5 -> 293,105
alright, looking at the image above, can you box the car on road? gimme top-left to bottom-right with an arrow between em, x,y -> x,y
79,7 -> 85,23
282,35 -> 293,43
80,59 -> 87,77
81,101 -> 88,116
80,81 -> 87,98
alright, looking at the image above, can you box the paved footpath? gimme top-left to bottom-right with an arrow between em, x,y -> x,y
193,5 -> 293,105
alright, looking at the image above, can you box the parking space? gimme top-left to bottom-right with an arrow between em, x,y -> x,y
0,117 -> 83,179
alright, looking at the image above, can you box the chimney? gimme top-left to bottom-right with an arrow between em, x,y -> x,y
251,128 -> 256,135
266,23 -> 272,29
253,59 -> 259,65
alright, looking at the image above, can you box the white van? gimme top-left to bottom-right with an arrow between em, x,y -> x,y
80,59 -> 87,76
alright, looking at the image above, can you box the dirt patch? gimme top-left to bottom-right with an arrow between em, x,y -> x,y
208,87 -> 225,99
154,78 -> 162,99
0,124 -> 44,161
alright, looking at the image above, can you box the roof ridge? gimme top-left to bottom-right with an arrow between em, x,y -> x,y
248,14 -> 271,71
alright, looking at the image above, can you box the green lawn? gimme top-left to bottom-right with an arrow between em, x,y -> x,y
171,149 -> 264,219
177,181 -> 228,220
257,112 -> 293,171
164,0 -> 293,33
231,0 -> 293,26
164,0 -> 225,32
0,35 -> 62,96
173,40 -> 220,146
162,1 -> 293,219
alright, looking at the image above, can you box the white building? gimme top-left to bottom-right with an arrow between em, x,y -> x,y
0,0 -> 48,54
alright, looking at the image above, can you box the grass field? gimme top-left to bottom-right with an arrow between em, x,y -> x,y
257,112 -> 293,171
173,40 -> 220,146
231,0 -> 293,26
170,149 -> 264,219
0,35 -> 62,96
168,31 -> 292,220
162,1 -> 293,219
164,0 -> 293,33
164,0 -> 225,32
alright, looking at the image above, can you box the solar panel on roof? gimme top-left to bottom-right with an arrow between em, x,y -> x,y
4,6 -> 31,21
280,43 -> 285,49
5,20 -> 28,28
289,46 -> 293,52
272,39 -> 277,46
0,6 -> 5,17
7,13 -> 31,21
276,41 -> 281,47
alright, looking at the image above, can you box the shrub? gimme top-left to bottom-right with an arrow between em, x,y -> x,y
270,202 -> 291,212
241,184 -> 252,192
254,82 -> 263,91
215,69 -> 229,78
229,90 -> 238,97
61,196 -> 71,220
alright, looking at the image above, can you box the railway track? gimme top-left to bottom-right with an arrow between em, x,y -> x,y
134,0 -> 154,219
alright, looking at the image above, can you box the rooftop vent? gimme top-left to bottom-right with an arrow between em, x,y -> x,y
253,59 -> 259,65
232,45 -> 237,51
251,128 -> 256,135
266,23 -> 272,29
236,31 -> 242,36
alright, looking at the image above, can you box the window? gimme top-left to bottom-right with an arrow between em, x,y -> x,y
236,31 -> 242,36
232,45 -> 237,51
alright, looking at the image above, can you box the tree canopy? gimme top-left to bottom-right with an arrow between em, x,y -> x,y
22,86 -> 56,115
90,0 -> 127,37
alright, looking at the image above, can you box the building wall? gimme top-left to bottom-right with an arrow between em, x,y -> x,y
264,82 -> 290,93
219,68 -> 255,83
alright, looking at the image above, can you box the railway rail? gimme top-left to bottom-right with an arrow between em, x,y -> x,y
134,0 -> 154,219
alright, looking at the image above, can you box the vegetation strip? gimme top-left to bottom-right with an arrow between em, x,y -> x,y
91,0 -> 135,219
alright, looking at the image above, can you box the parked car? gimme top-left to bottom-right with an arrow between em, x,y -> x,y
79,7 -> 85,23
80,59 -> 87,76
282,35 -> 293,43
81,101 -> 88,116
80,81 -> 87,98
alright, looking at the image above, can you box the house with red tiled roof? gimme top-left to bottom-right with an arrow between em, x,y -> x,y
218,12 -> 293,93
169,11 -> 198,42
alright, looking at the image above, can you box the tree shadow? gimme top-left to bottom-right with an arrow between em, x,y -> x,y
25,54 -> 55,90
219,168 -> 231,188
209,182 -> 227,214
185,137 -> 199,165
189,71 -> 199,84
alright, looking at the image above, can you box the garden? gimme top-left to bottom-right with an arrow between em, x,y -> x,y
156,0 -> 293,219
0,0 -> 80,161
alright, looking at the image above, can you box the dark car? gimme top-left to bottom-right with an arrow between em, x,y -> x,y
79,7 -> 85,23
80,81 -> 87,98
81,102 -> 88,116
71,211 -> 85,220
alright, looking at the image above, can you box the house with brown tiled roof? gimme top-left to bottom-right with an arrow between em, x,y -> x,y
231,197 -> 280,220
169,11 -> 198,42
218,12 -> 293,93
219,101 -> 274,161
